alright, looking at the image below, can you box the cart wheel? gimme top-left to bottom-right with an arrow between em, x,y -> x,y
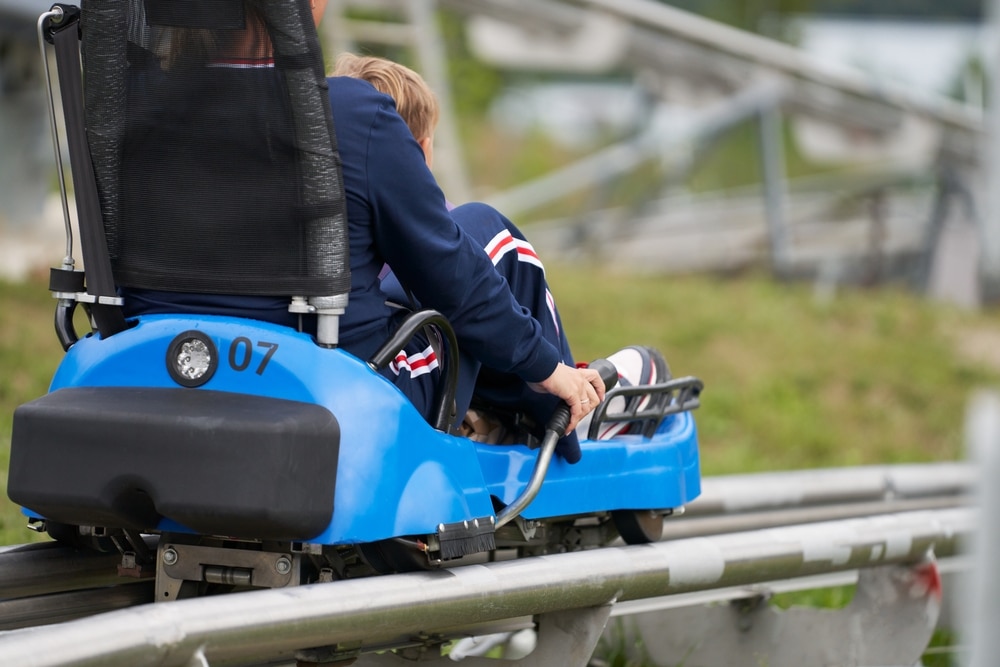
612,509 -> 664,544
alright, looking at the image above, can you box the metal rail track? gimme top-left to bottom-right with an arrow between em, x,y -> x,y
0,463 -> 975,635
0,506 -> 973,667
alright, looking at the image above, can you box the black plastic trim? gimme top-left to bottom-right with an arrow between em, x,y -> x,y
9,387 -> 339,540
588,376 -> 704,440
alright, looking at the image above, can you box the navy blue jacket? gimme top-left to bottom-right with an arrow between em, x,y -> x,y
328,76 -> 561,383
124,73 -> 561,385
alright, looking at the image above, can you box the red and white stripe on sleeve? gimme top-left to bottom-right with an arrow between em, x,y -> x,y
389,344 -> 439,378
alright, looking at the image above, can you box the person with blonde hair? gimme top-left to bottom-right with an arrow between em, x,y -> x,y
332,52 -> 593,455
333,53 -> 440,169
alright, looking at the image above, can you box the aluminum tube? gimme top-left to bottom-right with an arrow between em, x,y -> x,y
407,0 -> 470,203
611,553 -> 971,617
982,0 -> 1000,303
0,507 -> 973,667
664,495 -> 969,540
438,0 -> 582,34
684,462 -> 975,517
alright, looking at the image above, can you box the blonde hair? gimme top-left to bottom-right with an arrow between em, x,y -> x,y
333,53 -> 440,141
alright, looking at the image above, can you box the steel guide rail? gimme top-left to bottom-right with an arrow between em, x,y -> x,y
0,506 -> 974,667
684,462 -> 975,516
663,462 -> 976,538
0,464 -> 975,633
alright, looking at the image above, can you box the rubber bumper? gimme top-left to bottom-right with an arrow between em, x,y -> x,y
8,386 -> 339,541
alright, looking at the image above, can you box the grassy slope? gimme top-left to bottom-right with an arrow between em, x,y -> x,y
2,268 -> 997,546
548,265 -> 999,475
0,280 -> 67,545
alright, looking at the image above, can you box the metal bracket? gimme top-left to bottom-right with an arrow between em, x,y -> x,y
155,542 -> 298,601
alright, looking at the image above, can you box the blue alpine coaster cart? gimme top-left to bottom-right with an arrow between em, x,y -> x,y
6,0 -> 703,602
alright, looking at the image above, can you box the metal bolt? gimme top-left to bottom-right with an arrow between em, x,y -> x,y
275,556 -> 292,575
162,548 -> 178,566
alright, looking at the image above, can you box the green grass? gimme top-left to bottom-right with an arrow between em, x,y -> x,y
548,265 -> 998,475
0,279 -> 71,545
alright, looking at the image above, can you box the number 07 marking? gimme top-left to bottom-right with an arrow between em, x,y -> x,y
228,337 -> 279,375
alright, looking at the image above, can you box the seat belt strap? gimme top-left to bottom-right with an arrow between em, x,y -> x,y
50,12 -> 127,337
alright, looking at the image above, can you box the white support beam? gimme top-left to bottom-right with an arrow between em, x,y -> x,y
614,559 -> 945,667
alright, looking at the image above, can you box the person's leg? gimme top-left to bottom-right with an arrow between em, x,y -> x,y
381,201 -> 573,367
375,319 -> 480,435
449,202 -> 574,367
378,202 -> 582,458
450,202 -> 582,461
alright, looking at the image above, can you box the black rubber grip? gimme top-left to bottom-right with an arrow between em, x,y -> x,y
590,358 -> 620,393
545,358 -> 619,434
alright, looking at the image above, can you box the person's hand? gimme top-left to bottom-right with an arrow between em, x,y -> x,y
530,363 -> 606,435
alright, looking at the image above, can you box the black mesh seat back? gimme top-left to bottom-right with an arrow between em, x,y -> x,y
84,0 -> 349,296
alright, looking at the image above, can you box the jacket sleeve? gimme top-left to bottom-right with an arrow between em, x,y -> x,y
361,99 -> 561,383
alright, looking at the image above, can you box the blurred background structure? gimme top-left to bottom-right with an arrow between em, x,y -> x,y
0,0 -> 993,308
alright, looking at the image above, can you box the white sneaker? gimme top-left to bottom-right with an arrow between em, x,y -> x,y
576,345 -> 670,440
